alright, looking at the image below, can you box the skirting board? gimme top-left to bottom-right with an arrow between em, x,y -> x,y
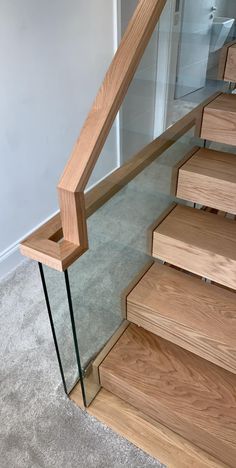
0,165 -> 120,281
0,210 -> 59,280
0,244 -> 25,281
70,385 -> 226,468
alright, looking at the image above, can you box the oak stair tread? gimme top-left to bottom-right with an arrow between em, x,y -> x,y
152,204 -> 236,289
176,147 -> 236,214
127,262 -> 236,374
218,41 -> 236,83
223,43 -> 236,82
99,323 -> 236,467
200,93 -> 236,145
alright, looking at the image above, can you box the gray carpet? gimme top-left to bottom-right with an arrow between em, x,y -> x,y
0,260 -> 165,468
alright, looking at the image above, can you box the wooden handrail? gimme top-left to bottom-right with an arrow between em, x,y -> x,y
21,99 -> 207,271
20,0 -> 221,273
57,0 -> 167,246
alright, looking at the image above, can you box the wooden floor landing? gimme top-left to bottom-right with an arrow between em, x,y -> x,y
70,385 -> 226,468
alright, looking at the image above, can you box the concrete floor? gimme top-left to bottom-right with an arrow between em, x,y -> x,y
0,260 -> 165,468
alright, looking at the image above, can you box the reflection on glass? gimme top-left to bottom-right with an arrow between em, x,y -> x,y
68,127 -> 197,402
119,0 -> 236,162
159,0 -> 236,126
41,0 -> 236,404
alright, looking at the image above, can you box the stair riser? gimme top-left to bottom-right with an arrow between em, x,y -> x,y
152,233 -> 236,289
100,325 -> 236,468
201,110 -> 236,146
101,371 -> 235,467
127,303 -> 236,375
177,172 -> 236,215
224,46 -> 236,82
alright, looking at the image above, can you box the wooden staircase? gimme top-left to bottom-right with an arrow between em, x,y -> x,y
99,89 -> 236,466
100,324 -> 236,467
17,0 -> 236,464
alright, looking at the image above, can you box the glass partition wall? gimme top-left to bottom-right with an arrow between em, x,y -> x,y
41,126 -> 199,405
120,0 -> 236,162
164,0 -> 236,126
39,0 -> 236,406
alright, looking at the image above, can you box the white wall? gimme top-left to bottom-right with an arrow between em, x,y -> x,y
215,0 -> 236,17
215,0 -> 228,16
215,0 -> 236,21
0,0 -> 118,278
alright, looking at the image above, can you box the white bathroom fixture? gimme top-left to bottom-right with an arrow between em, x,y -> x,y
210,17 -> 235,53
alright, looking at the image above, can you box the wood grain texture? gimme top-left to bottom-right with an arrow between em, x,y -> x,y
200,93 -> 236,145
218,40 -> 236,81
177,148 -> 236,214
224,43 -> 236,82
58,0 -> 167,194
195,92 -> 222,139
171,146 -> 199,196
99,324 -> 236,467
57,0 -> 167,243
70,386 -> 227,468
20,238 -> 86,271
127,262 -> 236,373
153,204 -> 236,289
20,239 -> 63,271
58,189 -> 88,246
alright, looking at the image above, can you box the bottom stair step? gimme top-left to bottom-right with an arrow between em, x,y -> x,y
99,324 -> 236,467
